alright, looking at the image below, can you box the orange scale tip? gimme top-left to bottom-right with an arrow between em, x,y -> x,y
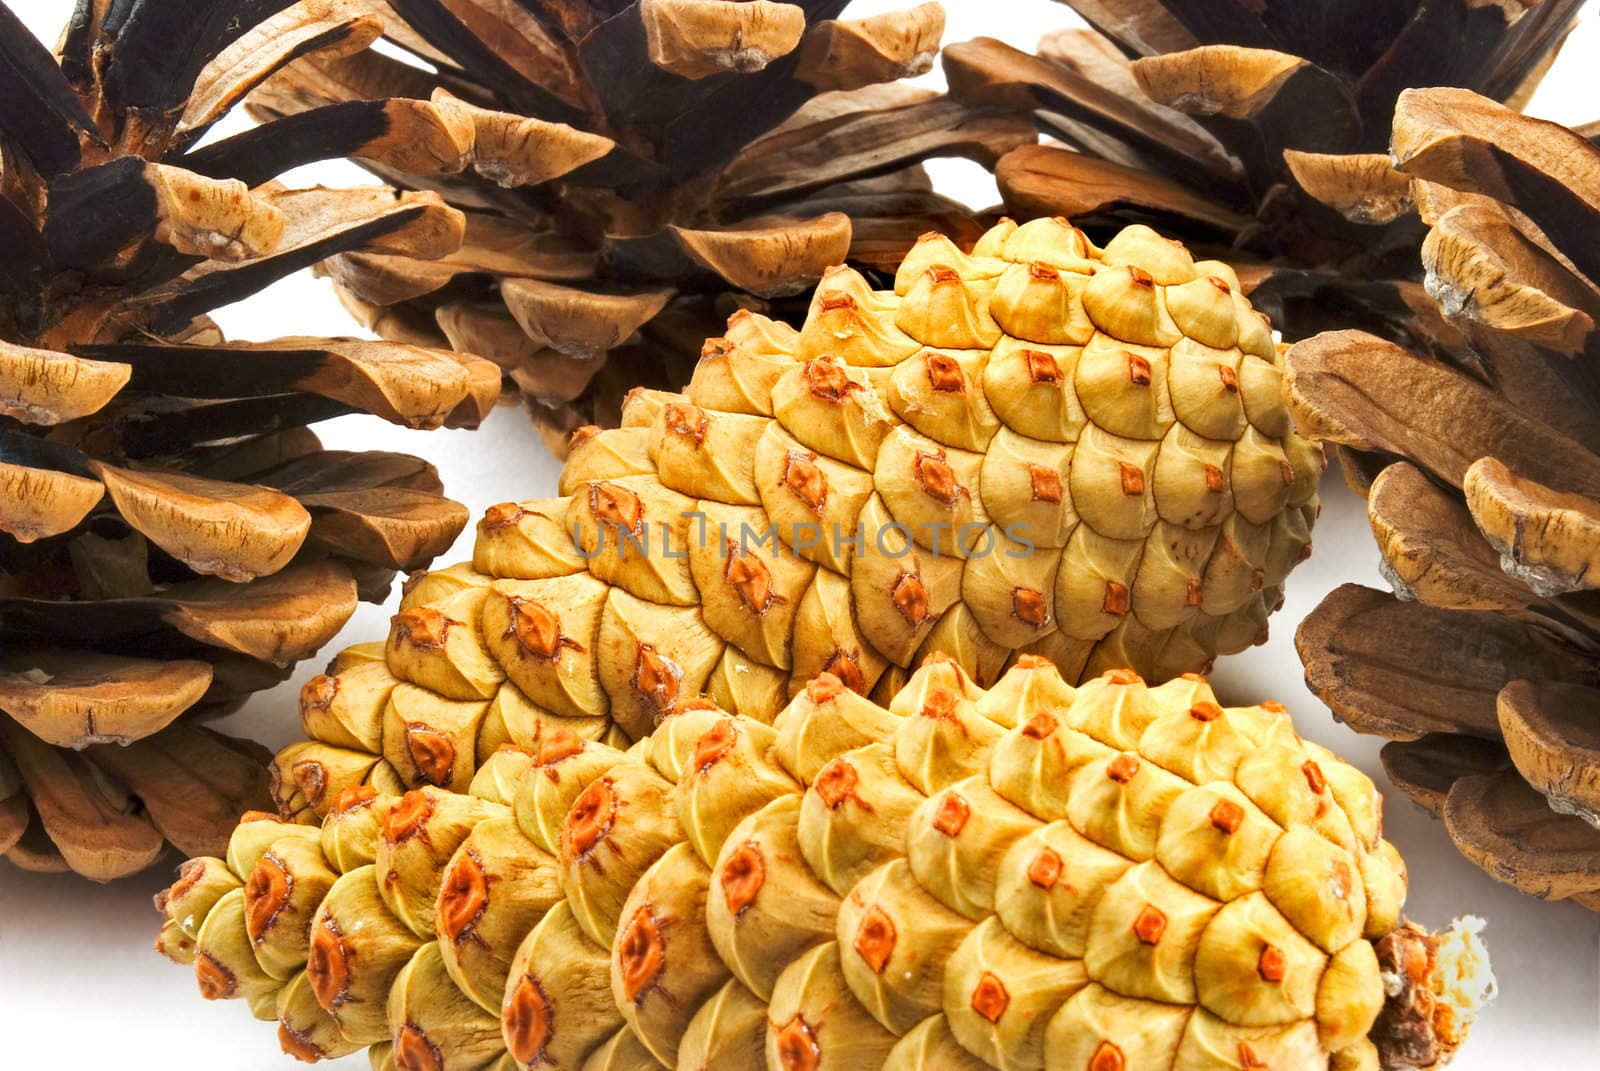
438,851 -> 490,943
1022,711 -> 1059,740
1258,945 -> 1287,983
1107,755 -> 1141,784
563,778 -> 618,859
307,920 -> 351,1009
724,543 -> 778,614
821,649 -> 867,695
394,1024 -> 444,1071
1089,1041 -> 1126,1071
165,857 -> 208,903
384,790 -> 435,844
509,596 -> 568,661
1031,466 -> 1061,506
278,1022 -> 326,1063
195,952 -> 236,1000
970,972 -> 1010,1024
1209,800 -> 1245,835
244,854 -> 292,944
505,976 -> 553,1064
1024,349 -> 1061,383
394,607 -> 451,650
700,336 -> 735,361
925,353 -> 967,393
892,570 -> 932,627
535,729 -> 584,765
406,726 -> 457,786
854,905 -> 898,974
333,784 -> 379,814
288,759 -> 328,809
913,451 -> 964,506
300,674 -> 338,711
921,688 -> 958,721
588,481 -> 644,530
720,842 -> 767,916
1028,847 -> 1063,889
933,791 -> 971,837
1302,761 -> 1328,795
480,501 -> 525,530
782,450 -> 828,512
805,672 -> 846,704
813,759 -> 859,810
693,720 -> 738,773
1102,581 -> 1130,616
775,1016 -> 821,1071
1012,587 -> 1050,628
664,403 -> 709,443
1133,905 -> 1167,946
617,907 -> 665,1003
802,356 -> 856,402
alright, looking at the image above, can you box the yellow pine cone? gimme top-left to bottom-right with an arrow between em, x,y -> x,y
158,657 -> 1493,1070
271,219 -> 1322,821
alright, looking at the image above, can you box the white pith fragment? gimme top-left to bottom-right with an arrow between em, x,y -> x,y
1433,915 -> 1497,1026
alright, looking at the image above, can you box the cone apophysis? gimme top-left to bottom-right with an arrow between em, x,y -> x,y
1285,88 -> 1600,911
942,0 -> 1584,354
250,218 -> 1323,822
237,0 -> 1039,451
0,0 -> 506,880
159,655 -> 1496,1069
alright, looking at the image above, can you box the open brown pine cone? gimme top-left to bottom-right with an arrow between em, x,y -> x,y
943,0 -> 1584,351
257,216 -> 1324,826
1286,88 -> 1600,911
238,0 -> 1038,452
158,656 -> 1497,1070
0,1 -> 505,881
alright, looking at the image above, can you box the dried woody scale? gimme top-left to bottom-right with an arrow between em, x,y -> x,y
942,0 -> 1584,353
245,0 -> 1039,451
159,655 -> 1496,1070
1287,88 -> 1600,909
0,0 -> 506,880
258,217 -> 1324,823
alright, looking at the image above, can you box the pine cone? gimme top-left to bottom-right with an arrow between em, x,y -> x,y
254,218 -> 1323,821
943,0 -> 1581,351
0,1 -> 504,880
158,655 -> 1497,1070
1285,88 -> 1600,910
237,0 -> 1038,452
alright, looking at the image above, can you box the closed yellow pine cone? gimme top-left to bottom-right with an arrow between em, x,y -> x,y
159,657 -> 1495,1071
269,219 -> 1324,824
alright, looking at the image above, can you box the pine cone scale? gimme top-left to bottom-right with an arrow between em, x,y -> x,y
1,0 -> 498,882
159,657 -> 1496,1069
273,1 -> 1046,444
254,219 -> 1320,839
1286,84 -> 1600,905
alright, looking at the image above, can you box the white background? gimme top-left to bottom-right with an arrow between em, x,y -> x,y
2,1 -> 1598,1066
